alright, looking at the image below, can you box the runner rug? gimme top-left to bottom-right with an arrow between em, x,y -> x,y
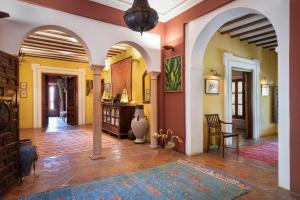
19,159 -> 250,200
233,142 -> 278,166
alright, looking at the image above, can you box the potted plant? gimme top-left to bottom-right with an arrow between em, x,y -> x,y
152,129 -> 183,150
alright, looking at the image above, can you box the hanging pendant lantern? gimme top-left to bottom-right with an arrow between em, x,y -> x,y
124,0 -> 159,35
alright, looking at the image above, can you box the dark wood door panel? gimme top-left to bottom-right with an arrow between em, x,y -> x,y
0,50 -> 19,194
67,76 -> 77,125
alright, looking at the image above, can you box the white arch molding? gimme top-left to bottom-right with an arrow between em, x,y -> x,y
0,1 -> 161,71
185,0 -> 290,190
31,64 -> 86,128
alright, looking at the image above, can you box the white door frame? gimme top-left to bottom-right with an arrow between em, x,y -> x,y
31,64 -> 86,128
223,52 -> 260,139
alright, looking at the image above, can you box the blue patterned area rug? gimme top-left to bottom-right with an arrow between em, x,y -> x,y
19,159 -> 250,200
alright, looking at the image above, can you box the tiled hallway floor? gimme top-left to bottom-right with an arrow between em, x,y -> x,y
3,126 -> 300,200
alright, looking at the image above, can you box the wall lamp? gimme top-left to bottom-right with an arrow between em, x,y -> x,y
163,45 -> 175,52
210,69 -> 221,77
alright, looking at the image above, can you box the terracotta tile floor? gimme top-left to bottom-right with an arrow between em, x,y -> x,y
2,126 -> 300,200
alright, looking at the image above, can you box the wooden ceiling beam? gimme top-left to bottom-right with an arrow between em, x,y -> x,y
21,47 -> 87,58
107,53 -> 118,56
27,35 -> 83,47
22,49 -> 87,60
240,30 -> 276,41
21,46 -> 86,56
33,32 -> 78,44
108,50 -> 123,54
23,53 -> 88,63
248,36 -> 277,44
262,43 -> 278,48
221,14 -> 256,27
110,48 -> 126,52
24,39 -> 85,51
22,43 -> 86,54
256,40 -> 278,46
0,11 -> 9,18
220,18 -> 268,35
231,24 -> 273,38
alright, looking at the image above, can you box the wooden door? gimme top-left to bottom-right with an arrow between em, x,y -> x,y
243,72 -> 253,139
42,74 -> 49,127
0,50 -> 19,193
66,76 -> 77,125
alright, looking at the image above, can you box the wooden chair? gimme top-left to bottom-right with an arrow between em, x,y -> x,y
205,114 -> 239,158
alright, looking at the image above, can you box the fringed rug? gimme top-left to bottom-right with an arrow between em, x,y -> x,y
233,142 -> 278,166
19,160 -> 250,200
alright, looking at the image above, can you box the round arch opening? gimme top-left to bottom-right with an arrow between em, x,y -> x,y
102,42 -> 152,142
185,5 -> 290,190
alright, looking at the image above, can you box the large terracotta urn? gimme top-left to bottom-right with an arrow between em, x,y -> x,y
131,105 -> 148,144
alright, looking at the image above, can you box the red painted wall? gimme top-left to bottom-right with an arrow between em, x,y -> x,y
159,0 -> 233,152
290,0 -> 300,195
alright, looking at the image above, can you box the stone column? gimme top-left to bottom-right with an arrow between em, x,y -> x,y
148,71 -> 160,148
90,65 -> 105,160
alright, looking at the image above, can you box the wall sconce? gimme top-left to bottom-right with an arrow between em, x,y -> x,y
210,69 -> 221,77
163,45 -> 175,52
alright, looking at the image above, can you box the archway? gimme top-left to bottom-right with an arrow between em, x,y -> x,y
185,3 -> 289,190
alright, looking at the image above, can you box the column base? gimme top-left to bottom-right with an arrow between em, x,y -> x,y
149,144 -> 159,148
89,154 -> 105,160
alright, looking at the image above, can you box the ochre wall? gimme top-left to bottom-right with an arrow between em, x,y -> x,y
203,32 -> 278,148
290,0 -> 300,195
102,47 -> 151,141
18,56 -> 93,129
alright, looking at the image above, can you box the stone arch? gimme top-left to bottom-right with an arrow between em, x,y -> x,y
185,2 -> 289,190
19,25 -> 92,65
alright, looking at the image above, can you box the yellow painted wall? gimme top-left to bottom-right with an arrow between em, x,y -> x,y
18,56 -> 93,129
203,32 -> 278,146
103,47 -> 151,141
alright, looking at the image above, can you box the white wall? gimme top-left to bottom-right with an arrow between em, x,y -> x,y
0,0 -> 161,71
185,0 -> 290,190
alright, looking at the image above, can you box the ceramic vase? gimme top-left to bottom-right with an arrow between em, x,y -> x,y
131,105 -> 148,144
19,139 -> 37,177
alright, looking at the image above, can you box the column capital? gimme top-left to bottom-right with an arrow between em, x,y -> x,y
90,64 -> 104,75
147,71 -> 160,79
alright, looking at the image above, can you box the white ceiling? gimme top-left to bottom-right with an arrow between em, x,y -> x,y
91,0 -> 204,22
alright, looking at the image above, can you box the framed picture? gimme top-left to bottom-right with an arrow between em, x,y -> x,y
205,79 -> 220,94
20,90 -> 27,98
261,84 -> 270,96
20,82 -> 27,89
164,56 -> 182,92
104,83 -> 111,92
86,80 -> 93,96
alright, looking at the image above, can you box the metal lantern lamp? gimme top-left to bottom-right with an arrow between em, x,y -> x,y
124,0 -> 159,35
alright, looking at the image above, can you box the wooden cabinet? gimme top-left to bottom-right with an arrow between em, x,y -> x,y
102,104 -> 135,138
0,50 -> 19,194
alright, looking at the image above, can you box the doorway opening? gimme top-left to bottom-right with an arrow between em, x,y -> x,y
42,74 -> 78,130
200,14 -> 279,167
231,70 -> 253,140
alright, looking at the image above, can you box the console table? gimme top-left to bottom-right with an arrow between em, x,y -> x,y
102,103 -> 135,139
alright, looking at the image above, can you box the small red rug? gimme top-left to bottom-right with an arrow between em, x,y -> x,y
234,142 -> 278,166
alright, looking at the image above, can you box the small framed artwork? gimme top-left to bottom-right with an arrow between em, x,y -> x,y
20,82 -> 27,89
104,83 -> 111,92
205,79 -> 220,94
164,55 -> 182,92
261,84 -> 270,96
20,90 -> 27,98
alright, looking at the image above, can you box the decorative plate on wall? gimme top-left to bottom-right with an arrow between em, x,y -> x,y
0,101 -> 10,132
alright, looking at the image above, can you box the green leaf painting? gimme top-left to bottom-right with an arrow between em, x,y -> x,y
164,56 -> 182,92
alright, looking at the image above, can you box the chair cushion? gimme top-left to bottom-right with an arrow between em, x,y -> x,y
221,132 -> 238,137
